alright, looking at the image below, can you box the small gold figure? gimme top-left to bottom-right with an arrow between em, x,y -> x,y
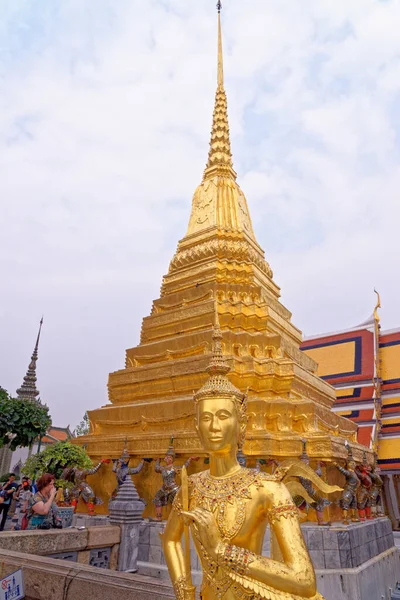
162,317 -> 324,600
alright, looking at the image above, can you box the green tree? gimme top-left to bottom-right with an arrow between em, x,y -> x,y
22,441 -> 93,481
0,387 -> 51,450
74,412 -> 90,436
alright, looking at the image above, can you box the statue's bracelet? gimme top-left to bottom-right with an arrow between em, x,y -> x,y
222,544 -> 256,575
173,577 -> 195,600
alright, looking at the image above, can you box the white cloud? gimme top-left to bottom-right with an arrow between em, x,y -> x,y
0,0 -> 399,427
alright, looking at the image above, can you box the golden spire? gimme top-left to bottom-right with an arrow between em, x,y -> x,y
203,2 -> 236,181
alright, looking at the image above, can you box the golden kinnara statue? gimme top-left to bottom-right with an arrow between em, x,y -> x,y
162,318 -> 325,600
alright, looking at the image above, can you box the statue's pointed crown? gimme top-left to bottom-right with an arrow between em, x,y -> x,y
194,305 -> 245,403
166,435 -> 175,457
120,438 -> 130,460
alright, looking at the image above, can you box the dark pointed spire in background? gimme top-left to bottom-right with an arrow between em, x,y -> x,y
16,317 -> 43,404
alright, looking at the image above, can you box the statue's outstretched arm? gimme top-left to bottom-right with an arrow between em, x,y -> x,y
155,459 -> 162,473
129,459 -> 145,475
335,464 -> 349,478
84,462 -> 103,476
161,490 -> 190,599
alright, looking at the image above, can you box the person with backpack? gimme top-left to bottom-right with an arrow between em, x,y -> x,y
0,474 -> 19,531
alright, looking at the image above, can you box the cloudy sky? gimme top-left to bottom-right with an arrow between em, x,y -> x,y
1,0 -> 399,429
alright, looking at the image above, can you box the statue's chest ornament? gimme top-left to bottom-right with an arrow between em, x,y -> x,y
191,469 -> 264,542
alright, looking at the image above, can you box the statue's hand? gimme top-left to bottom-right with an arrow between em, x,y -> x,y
181,508 -> 224,562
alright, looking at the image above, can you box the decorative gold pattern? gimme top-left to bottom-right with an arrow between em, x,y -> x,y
267,501 -> 299,525
173,576 -> 196,600
223,544 -> 256,575
190,468 -> 264,542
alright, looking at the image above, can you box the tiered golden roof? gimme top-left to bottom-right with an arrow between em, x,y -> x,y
75,7 -> 370,515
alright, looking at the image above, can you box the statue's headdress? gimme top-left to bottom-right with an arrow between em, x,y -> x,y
299,439 -> 310,463
345,440 -> 355,465
193,305 -> 247,447
166,436 -> 175,458
120,438 -> 130,461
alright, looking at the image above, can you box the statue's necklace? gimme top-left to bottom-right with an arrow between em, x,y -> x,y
191,468 -> 259,542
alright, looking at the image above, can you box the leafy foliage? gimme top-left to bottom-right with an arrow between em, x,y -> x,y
74,412 -> 90,436
0,387 -> 51,450
22,441 -> 93,480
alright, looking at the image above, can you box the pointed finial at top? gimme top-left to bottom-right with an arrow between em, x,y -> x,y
374,289 -> 381,324
217,2 -> 224,87
16,317 -> 44,403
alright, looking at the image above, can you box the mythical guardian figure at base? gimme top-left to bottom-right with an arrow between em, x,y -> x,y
333,443 -> 361,525
111,443 -> 152,500
161,314 -> 326,600
62,458 -> 110,516
369,456 -> 384,517
292,442 -> 331,526
153,437 -> 198,521
355,453 -> 373,521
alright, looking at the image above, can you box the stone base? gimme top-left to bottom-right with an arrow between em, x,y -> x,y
315,546 -> 400,600
301,518 -> 395,569
73,514 -> 111,528
138,518 -> 399,600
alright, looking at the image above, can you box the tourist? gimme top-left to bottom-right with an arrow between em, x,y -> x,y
27,473 -> 62,530
11,478 -> 32,530
0,474 -> 19,531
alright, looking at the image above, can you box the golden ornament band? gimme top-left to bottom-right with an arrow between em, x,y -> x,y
221,544 -> 256,576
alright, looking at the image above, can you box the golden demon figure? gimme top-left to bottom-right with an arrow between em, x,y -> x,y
161,318 -> 325,600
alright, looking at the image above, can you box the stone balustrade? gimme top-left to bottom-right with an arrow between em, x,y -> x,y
0,549 -> 174,600
0,526 -> 121,570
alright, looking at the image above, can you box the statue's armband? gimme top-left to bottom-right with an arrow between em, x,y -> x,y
267,501 -> 299,526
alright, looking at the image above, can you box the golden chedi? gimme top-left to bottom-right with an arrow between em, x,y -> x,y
74,3 -> 370,517
162,317 -> 324,600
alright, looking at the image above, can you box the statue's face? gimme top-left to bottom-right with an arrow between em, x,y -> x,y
165,454 -> 174,466
196,397 -> 238,454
